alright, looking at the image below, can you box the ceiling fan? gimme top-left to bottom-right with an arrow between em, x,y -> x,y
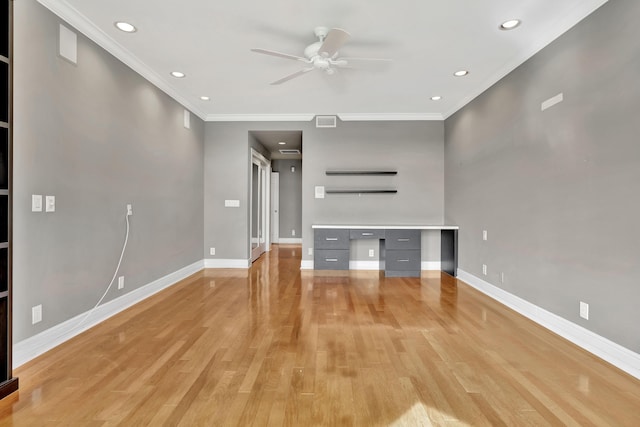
251,26 -> 392,85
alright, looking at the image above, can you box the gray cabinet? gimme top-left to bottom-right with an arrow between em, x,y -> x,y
314,229 -> 349,270
385,230 -> 421,277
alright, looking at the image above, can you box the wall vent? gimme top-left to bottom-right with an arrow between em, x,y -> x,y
315,115 -> 337,128
279,149 -> 301,155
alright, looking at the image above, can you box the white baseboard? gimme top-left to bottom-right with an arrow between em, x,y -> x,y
204,258 -> 250,268
301,260 -> 443,272
14,260 -> 205,368
277,238 -> 302,244
457,269 -> 640,380
349,260 -> 381,270
421,261 -> 441,270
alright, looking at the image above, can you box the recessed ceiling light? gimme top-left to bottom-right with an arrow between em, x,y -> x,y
500,19 -> 521,30
431,96 -> 442,101
278,141 -> 286,145
454,70 -> 469,77
170,71 -> 186,78
200,96 -> 210,101
114,21 -> 137,33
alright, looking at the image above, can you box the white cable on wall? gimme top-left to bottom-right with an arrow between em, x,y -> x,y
71,207 -> 131,331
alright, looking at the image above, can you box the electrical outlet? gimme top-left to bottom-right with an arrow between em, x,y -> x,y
127,204 -> 133,216
308,247 -> 313,256
210,247 -> 215,256
483,230 -> 488,241
32,305 -> 42,324
482,264 -> 487,276
292,229 -> 296,236
580,301 -> 589,320
369,249 -> 375,257
118,276 -> 125,290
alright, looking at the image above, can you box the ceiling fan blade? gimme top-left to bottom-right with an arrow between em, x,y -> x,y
270,68 -> 314,85
251,48 -> 307,62
318,28 -> 351,58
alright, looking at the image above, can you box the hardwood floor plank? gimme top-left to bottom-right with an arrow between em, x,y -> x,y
1,244 -> 639,426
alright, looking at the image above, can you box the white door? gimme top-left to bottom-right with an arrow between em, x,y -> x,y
271,172 -> 279,244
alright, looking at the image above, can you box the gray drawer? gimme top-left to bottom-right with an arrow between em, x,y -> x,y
314,229 -> 350,249
385,229 -> 421,250
350,229 -> 385,240
385,249 -> 421,271
314,249 -> 349,270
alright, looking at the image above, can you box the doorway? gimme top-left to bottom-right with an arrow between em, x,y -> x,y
250,149 -> 270,262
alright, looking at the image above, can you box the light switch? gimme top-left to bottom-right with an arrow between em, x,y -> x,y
224,200 -> 240,207
46,195 -> 56,212
32,195 -> 43,212
315,186 -> 325,199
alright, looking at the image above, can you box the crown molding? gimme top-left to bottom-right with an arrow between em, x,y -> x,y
205,113 -> 443,122
338,113 -> 444,121
205,114 -> 315,122
37,0 -> 207,120
442,0 -> 609,119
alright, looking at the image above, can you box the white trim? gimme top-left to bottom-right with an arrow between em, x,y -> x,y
277,238 -> 302,244
14,260 -> 205,368
457,269 -> 640,380
204,258 -> 250,269
206,114 -> 315,122
349,260 -> 381,270
421,261 -> 441,271
300,260 -> 314,270
338,113 -> 444,121
37,0 -> 207,120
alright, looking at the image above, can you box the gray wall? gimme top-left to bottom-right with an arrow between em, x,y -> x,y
204,120 -> 444,263
445,0 -> 640,352
272,159 -> 302,239
13,0 -> 204,342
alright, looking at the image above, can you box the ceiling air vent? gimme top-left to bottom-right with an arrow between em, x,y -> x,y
279,149 -> 301,155
316,115 -> 337,128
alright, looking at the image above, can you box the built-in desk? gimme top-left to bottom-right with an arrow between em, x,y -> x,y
312,225 -> 459,277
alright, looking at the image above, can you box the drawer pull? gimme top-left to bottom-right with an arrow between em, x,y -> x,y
325,237 -> 339,241
397,238 -> 411,242
398,259 -> 410,262
362,232 -> 373,236
325,258 -> 338,262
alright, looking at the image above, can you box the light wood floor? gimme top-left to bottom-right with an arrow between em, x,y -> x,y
1,245 -> 639,426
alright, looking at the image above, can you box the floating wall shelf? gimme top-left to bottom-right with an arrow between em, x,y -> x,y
325,170 -> 397,176
325,189 -> 397,195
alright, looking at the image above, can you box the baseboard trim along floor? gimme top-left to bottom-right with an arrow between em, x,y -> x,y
14,260 -> 205,368
457,269 -> 640,380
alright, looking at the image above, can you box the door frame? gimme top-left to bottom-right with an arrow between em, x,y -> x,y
250,149 -> 271,262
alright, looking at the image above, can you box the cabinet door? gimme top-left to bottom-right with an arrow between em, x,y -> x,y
385,229 -> 421,250
314,249 -> 349,270
314,229 -> 350,250
349,229 -> 385,240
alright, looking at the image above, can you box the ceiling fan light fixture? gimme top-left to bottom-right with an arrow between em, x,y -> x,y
454,70 -> 469,77
500,19 -> 521,30
170,71 -> 186,78
114,21 -> 137,33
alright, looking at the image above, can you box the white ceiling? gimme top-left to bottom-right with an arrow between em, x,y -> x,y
38,0 -> 608,122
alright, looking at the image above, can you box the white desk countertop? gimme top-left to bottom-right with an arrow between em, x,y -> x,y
312,224 -> 459,230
